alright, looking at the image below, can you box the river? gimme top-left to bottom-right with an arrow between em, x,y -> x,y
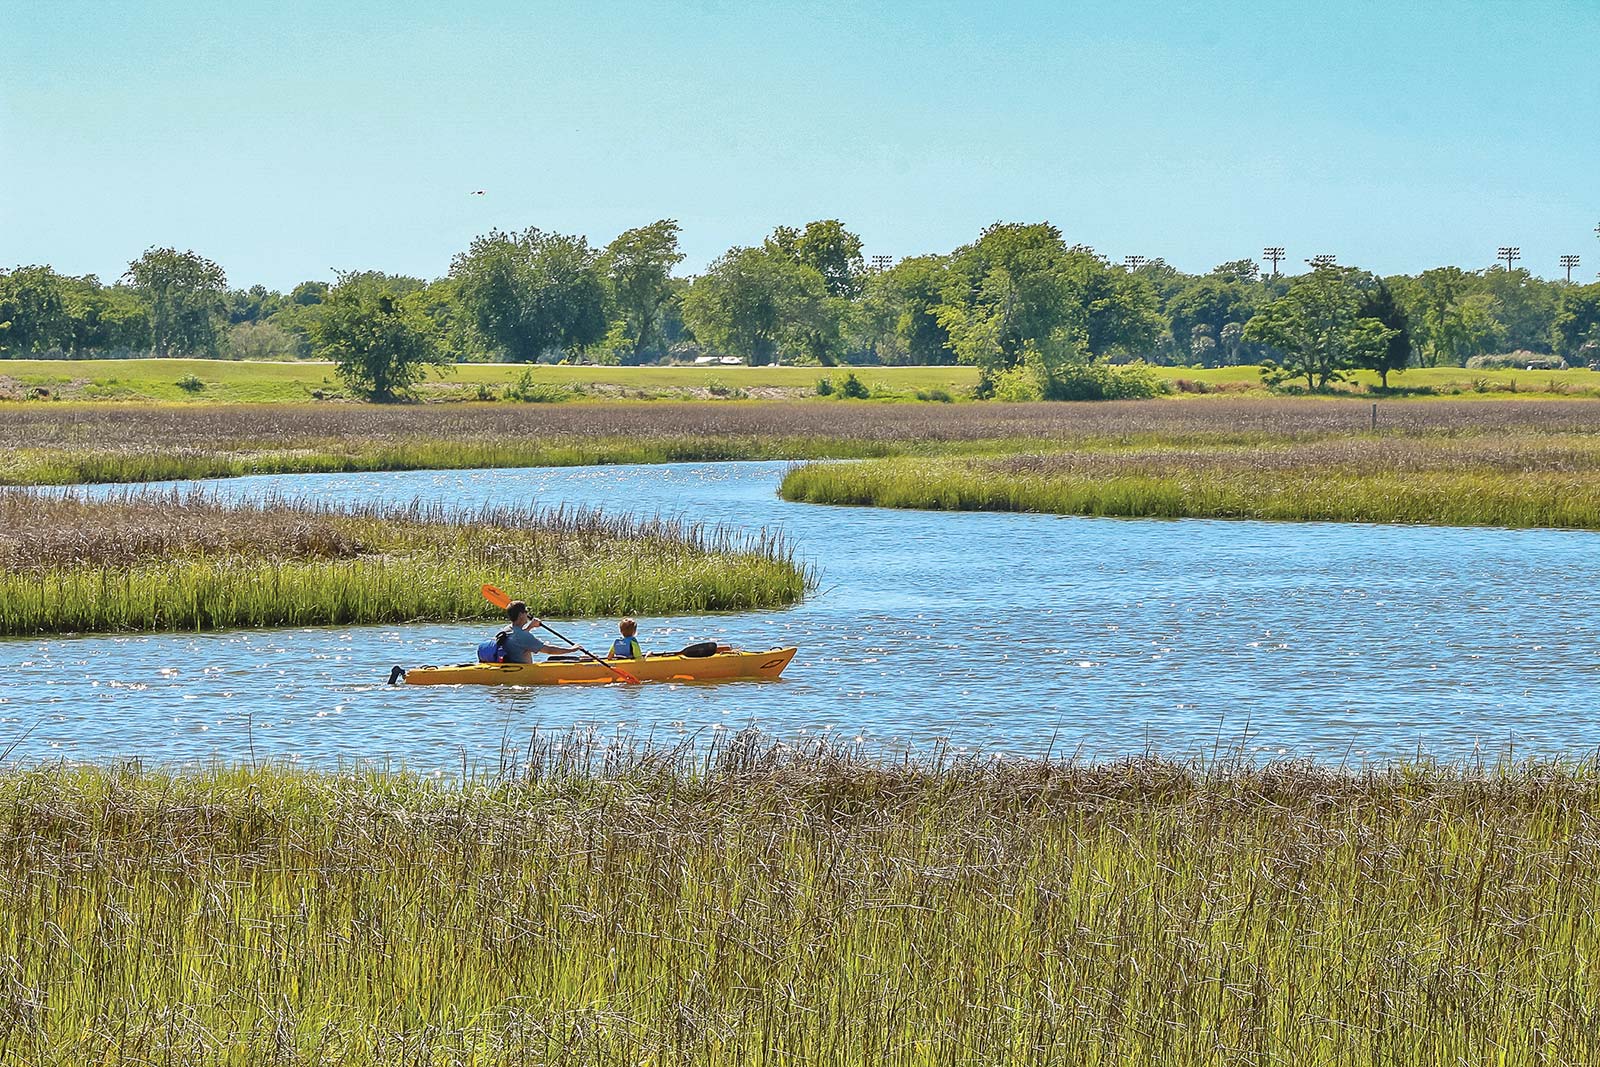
3,460 -> 1598,769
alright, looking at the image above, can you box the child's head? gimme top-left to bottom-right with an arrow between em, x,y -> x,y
619,617 -> 637,637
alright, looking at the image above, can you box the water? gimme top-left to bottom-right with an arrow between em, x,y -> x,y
4,461 -> 1599,769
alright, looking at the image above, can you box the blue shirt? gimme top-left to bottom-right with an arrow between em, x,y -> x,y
501,626 -> 548,663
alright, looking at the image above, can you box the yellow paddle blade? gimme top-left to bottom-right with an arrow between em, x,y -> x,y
480,584 -> 511,610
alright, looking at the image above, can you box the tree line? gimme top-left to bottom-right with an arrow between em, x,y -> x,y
4,220 -> 1599,400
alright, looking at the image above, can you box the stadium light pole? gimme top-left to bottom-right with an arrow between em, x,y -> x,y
1496,246 -> 1520,272
1123,255 -> 1146,271
1263,247 -> 1285,276
1307,254 -> 1337,269
1560,255 -> 1581,282
869,254 -> 893,273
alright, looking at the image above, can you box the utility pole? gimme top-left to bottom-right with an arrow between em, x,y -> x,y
1496,246 -> 1520,272
1123,255 -> 1146,272
1560,255 -> 1581,282
1307,254 -> 1337,269
1262,247 -> 1285,276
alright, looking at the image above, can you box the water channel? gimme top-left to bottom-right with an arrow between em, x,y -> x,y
3,460 -> 1598,769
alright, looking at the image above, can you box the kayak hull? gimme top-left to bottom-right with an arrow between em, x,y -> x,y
402,647 -> 797,687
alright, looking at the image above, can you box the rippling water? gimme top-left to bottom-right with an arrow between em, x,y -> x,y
4,461 -> 1599,768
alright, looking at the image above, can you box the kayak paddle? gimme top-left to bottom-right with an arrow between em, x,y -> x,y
479,583 -> 641,685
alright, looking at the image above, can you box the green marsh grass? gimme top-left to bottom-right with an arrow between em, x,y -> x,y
781,433 -> 1600,529
0,490 -> 809,635
1,737 -> 1598,1063
9,398 -> 1600,487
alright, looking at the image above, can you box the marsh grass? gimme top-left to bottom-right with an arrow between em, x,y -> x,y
10,399 -> 1600,486
1,735 -> 1598,1063
781,433 -> 1600,529
0,491 -> 809,634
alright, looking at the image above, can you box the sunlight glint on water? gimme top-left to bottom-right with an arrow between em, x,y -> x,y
3,460 -> 1599,769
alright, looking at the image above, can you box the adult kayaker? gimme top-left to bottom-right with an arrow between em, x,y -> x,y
500,601 -> 581,664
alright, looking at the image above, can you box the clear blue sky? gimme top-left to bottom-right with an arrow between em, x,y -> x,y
4,0 -> 1597,290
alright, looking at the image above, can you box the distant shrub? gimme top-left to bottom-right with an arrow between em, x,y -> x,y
475,382 -> 498,401
915,388 -> 954,403
838,372 -> 870,399
505,371 -> 576,403
175,374 -> 205,393
1043,360 -> 1169,401
226,320 -> 301,361
1172,378 -> 1211,394
815,378 -> 835,396
992,365 -> 1043,401
1466,351 -> 1568,371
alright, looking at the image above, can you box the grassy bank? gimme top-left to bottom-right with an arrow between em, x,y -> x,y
781,432 -> 1600,529
5,357 -> 1600,404
0,357 -> 980,404
9,398 -> 1600,487
1,743 -> 1597,1063
0,491 -> 808,635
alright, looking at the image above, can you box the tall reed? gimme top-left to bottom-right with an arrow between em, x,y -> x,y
10,398 -> 1600,486
0,490 -> 810,634
782,436 -> 1600,529
0,737 -> 1597,1063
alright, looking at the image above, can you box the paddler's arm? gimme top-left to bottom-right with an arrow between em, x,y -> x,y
520,617 -> 580,656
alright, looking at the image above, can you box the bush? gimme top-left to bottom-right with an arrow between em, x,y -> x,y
915,388 -> 954,403
992,365 -> 1044,401
704,376 -> 747,398
838,372 -> 870,400
505,371 -> 575,403
1466,351 -> 1568,371
815,378 -> 835,396
175,374 -> 205,393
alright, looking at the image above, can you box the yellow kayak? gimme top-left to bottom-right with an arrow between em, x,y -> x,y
397,647 -> 797,687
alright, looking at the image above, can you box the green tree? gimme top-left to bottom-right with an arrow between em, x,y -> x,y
601,219 -> 685,363
936,223 -> 1087,372
290,281 -> 329,306
1210,259 -> 1261,284
1552,282 -> 1600,361
1073,250 -> 1162,359
1243,266 -> 1396,391
122,247 -> 228,356
1166,276 -> 1253,365
312,274 -> 444,402
782,220 -> 866,299
0,265 -> 72,354
1408,267 -> 1475,366
1480,267 -> 1559,353
1356,278 -> 1412,388
226,284 -> 284,325
451,228 -> 608,362
682,246 -> 812,365
62,278 -> 151,354
852,255 -> 955,364
934,224 -> 1156,373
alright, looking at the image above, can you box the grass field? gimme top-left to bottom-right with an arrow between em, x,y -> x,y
0,490 -> 808,634
4,357 -> 1599,404
1,741 -> 1597,1064
0,358 -> 981,404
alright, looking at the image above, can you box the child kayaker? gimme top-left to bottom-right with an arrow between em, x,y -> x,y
499,601 -> 581,664
610,618 -> 643,659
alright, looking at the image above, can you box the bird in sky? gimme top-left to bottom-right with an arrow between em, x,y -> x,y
469,190 -> 486,196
